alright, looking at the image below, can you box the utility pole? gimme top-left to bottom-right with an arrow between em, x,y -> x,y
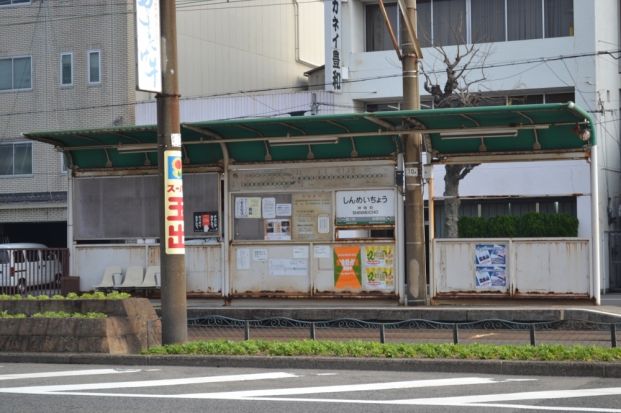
157,0 -> 187,344
401,0 -> 426,304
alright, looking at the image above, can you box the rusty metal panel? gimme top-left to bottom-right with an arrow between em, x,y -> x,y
433,238 -> 591,298
230,244 -> 310,295
433,239 -> 511,294
75,244 -> 223,294
513,239 -> 589,295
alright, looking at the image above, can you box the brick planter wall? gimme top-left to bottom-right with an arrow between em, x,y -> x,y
0,298 -> 161,354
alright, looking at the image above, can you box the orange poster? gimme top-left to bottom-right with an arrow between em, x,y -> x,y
333,246 -> 362,289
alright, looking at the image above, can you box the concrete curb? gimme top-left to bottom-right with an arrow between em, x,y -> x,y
1,352 -> 620,378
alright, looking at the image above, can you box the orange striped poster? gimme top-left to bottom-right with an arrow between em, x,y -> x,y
333,246 -> 362,289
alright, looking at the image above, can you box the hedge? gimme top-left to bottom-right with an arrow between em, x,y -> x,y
458,213 -> 578,238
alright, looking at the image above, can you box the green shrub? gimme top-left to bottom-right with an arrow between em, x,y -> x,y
458,213 -> 578,238
0,310 -> 26,318
458,216 -> 487,237
487,216 -> 518,237
31,311 -> 107,319
0,292 -> 131,301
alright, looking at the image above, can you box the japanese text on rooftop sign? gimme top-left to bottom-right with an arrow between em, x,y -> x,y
164,150 -> 185,254
325,0 -> 342,93
135,0 -> 162,92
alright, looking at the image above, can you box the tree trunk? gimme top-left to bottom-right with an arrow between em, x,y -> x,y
444,164 -> 462,238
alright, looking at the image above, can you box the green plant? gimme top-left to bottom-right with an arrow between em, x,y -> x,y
458,213 -> 578,238
143,340 -> 621,362
0,291 -> 131,301
31,311 -> 107,319
458,216 -> 487,237
487,216 -> 518,237
0,310 -> 26,318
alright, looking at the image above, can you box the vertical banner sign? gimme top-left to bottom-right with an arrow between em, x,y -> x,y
135,0 -> 162,92
164,150 -> 185,254
325,0 -> 342,93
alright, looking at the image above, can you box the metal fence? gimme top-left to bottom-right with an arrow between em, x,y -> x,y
0,248 -> 69,296
175,316 -> 621,348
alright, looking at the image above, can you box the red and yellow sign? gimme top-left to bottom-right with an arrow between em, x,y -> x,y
333,246 -> 362,289
164,150 -> 185,254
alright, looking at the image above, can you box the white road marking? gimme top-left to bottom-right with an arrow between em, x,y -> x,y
0,370 -> 617,412
392,387 -> 621,405
0,372 -> 298,394
176,377 -> 509,399
315,373 -> 338,376
0,368 -> 142,381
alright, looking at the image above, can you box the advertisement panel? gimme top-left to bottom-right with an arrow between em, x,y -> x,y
164,150 -> 184,254
474,244 -> 507,288
135,0 -> 162,92
333,245 -> 362,289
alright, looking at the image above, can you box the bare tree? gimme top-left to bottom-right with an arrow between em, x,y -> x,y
421,43 -> 488,238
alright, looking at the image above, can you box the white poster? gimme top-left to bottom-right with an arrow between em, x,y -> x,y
292,246 -> 309,259
276,203 -> 292,217
269,258 -> 308,276
262,198 -> 276,219
264,219 -> 292,241
313,245 -> 331,259
236,248 -> 251,270
235,197 -> 262,219
317,215 -> 330,234
252,248 -> 268,262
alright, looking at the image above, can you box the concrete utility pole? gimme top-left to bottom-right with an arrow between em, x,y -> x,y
157,0 -> 188,344
401,0 -> 427,304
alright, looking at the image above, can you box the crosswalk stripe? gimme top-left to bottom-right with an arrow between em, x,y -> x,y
177,377 -> 508,399
0,372 -> 298,394
0,369 -> 142,381
392,387 -> 621,405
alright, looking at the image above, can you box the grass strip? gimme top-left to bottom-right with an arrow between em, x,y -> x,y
144,340 -> 621,362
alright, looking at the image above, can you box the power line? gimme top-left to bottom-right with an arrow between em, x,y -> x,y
0,48 -> 618,120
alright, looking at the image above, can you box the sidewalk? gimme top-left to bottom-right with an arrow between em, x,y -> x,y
149,295 -> 621,323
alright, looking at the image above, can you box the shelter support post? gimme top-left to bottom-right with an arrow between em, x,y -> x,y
591,146 -> 601,304
402,0 -> 426,304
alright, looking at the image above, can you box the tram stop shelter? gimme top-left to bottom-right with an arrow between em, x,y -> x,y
24,102 -> 599,304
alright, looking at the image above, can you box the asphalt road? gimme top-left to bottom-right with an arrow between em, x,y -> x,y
1,362 -> 620,413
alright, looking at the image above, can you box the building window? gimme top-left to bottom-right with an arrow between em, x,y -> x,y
60,153 -> 68,174
0,0 -> 31,6
365,4 -> 399,51
0,56 -> 31,91
432,0 -> 466,46
507,0 -> 542,41
60,52 -> 72,86
0,143 -> 32,176
544,0 -> 573,37
365,0 -> 574,50
471,0 -> 506,43
88,50 -> 101,84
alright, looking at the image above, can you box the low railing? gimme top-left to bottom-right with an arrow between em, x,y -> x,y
0,248 -> 69,297
175,316 -> 621,348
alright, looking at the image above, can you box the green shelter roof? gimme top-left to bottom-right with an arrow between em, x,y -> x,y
23,102 -> 594,170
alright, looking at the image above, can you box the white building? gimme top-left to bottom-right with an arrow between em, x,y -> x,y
0,0 -> 326,246
318,0 -> 621,292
